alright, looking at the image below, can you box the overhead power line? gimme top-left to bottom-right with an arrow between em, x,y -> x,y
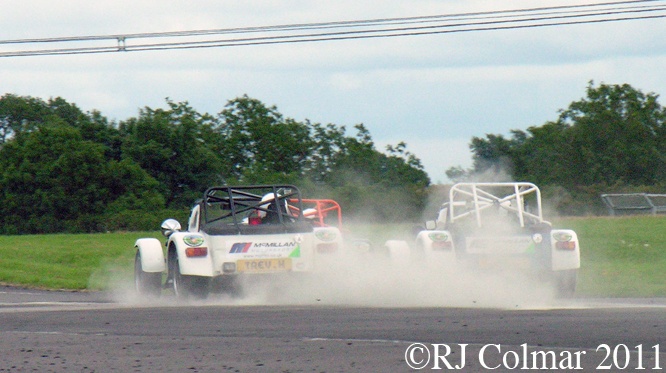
1,0 -> 665,57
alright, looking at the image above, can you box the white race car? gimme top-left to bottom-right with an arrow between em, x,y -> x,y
385,182 -> 580,297
133,185 -> 343,299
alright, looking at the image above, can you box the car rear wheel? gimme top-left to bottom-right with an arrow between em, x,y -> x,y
554,269 -> 577,298
134,250 -> 162,298
172,257 -> 210,300
212,275 -> 244,298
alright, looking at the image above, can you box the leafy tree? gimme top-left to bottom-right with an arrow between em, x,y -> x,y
463,82 -> 666,187
0,94 -> 122,157
311,124 -> 430,220
0,122 -> 163,233
120,100 -> 223,207
216,95 -> 313,183
506,121 -> 580,186
445,166 -> 470,183
305,122 -> 347,182
324,124 -> 377,184
0,93 -> 434,232
557,82 -> 666,186
469,133 -> 516,175
0,94 -> 51,144
454,82 -> 666,214
383,141 -> 430,188
213,97 -> 430,220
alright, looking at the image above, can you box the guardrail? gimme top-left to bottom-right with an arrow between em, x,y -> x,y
601,193 -> 666,216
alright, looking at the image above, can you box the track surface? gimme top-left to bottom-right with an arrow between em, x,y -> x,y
1,287 -> 665,372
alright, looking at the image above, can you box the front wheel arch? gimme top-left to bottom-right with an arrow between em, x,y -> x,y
134,250 -> 162,297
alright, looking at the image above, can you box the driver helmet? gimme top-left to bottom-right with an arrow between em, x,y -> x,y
258,193 -> 290,218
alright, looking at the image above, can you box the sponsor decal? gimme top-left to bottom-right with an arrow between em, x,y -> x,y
229,241 -> 298,255
288,245 -> 301,258
428,232 -> 449,242
183,235 -> 204,247
253,242 -> 297,248
229,242 -> 252,254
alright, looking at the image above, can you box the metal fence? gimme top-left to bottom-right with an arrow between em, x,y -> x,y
601,193 -> 666,216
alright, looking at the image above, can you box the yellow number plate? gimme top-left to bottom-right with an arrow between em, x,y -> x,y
236,258 -> 292,272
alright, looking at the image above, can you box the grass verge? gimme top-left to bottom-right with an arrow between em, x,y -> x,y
0,231 -> 161,290
0,216 -> 664,297
555,215 -> 666,297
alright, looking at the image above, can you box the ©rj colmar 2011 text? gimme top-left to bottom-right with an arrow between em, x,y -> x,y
404,343 -> 662,370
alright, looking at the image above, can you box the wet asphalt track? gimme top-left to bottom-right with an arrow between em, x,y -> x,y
0,286 -> 666,372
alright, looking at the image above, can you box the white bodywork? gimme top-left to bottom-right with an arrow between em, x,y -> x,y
134,238 -> 166,273
387,182 -> 580,274
164,226 -> 342,277
134,185 -> 343,298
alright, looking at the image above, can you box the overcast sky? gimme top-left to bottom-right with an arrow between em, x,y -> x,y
2,0 -> 666,183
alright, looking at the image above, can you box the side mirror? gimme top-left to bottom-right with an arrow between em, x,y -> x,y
425,220 -> 436,230
161,219 -> 181,237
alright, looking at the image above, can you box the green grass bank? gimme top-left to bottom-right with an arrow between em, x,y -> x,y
0,216 -> 664,297
0,231 -> 162,290
556,215 -> 666,297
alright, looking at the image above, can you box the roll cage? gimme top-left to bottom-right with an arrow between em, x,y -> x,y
201,185 -> 311,235
289,199 -> 343,229
443,182 -> 546,228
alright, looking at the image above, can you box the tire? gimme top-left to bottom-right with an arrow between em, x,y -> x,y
134,250 -> 162,298
172,257 -> 210,300
554,269 -> 577,298
385,240 -> 411,266
212,275 -> 244,298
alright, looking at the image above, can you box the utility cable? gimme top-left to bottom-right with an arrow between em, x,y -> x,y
1,0 -> 664,57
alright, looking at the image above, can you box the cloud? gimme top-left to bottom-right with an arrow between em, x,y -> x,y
1,0 -> 666,182
375,137 -> 472,184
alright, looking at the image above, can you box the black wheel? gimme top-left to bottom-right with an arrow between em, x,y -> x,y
554,269 -> 577,298
212,275 -> 244,298
172,257 -> 210,299
134,250 -> 162,298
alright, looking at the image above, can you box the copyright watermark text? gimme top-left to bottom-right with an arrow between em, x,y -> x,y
404,343 -> 662,370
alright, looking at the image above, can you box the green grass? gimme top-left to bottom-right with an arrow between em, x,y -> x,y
1,216 -> 666,296
554,215 -> 666,297
0,231 -> 161,290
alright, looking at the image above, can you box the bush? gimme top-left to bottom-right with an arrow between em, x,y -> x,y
542,182 -> 666,216
103,208 -> 191,232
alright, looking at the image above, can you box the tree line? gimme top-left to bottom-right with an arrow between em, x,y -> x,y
3,81 -> 660,234
447,82 -> 666,215
0,94 -> 430,234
